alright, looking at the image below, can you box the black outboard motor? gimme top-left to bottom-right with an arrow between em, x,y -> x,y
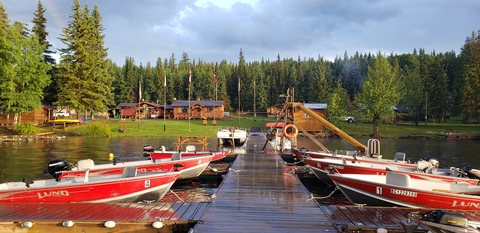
143,145 -> 154,157
47,158 -> 71,179
460,166 -> 480,180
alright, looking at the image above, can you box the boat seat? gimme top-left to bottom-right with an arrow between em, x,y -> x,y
394,152 -> 406,162
185,145 -> 196,153
386,172 -> 411,188
77,159 -> 94,170
172,153 -> 181,161
83,169 -> 90,182
122,167 -> 138,178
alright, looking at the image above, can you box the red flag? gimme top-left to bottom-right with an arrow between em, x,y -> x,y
213,68 -> 217,84
188,66 -> 192,85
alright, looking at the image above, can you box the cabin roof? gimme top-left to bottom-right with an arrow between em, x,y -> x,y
265,122 -> 286,128
304,103 -> 327,109
171,100 -> 225,107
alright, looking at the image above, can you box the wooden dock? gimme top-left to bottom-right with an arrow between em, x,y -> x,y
0,202 -> 209,232
193,132 -> 337,232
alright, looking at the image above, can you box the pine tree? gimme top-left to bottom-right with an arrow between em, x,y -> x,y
31,0 -> 57,106
57,1 -> 114,118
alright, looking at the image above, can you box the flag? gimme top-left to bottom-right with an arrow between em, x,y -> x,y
164,72 -> 166,87
188,66 -> 192,85
213,68 -> 217,84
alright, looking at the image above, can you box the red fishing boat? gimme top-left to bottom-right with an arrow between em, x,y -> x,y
0,167 -> 179,203
329,171 -> 480,211
292,148 -> 435,169
50,153 -> 215,181
145,145 -> 229,162
303,157 -> 480,185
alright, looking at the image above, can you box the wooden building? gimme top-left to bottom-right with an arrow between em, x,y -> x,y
116,102 -> 172,119
266,105 -> 283,117
292,103 -> 327,132
0,105 -> 52,125
171,100 -> 225,120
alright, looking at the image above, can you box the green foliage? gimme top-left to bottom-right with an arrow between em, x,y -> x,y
355,52 -> 403,138
71,121 -> 112,137
13,122 -> 35,135
327,79 -> 349,125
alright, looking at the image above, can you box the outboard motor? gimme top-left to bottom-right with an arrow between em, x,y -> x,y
417,160 -> 433,173
47,158 -> 72,179
143,145 -> 154,157
422,156 -> 440,169
460,166 -> 480,180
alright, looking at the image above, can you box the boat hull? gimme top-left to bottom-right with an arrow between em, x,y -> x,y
58,155 -> 214,181
0,172 -> 179,203
303,157 -> 479,185
329,173 -> 480,210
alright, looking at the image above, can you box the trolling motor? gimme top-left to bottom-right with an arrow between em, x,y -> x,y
47,158 -> 73,179
404,210 -> 468,228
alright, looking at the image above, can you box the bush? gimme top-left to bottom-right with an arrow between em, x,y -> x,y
76,121 -> 112,137
14,122 -> 36,135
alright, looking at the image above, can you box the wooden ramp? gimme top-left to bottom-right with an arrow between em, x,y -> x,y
193,133 -> 337,232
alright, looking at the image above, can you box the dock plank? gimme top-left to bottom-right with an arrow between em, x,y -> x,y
194,136 -> 337,233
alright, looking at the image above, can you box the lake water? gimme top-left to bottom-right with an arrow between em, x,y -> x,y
0,136 -> 479,202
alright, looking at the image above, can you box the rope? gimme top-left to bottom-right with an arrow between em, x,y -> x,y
306,186 -> 338,201
169,189 -> 185,202
284,160 -> 304,166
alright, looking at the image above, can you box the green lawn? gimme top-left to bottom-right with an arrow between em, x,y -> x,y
3,115 -> 480,139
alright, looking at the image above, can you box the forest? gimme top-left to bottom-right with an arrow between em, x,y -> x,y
1,0 -> 479,134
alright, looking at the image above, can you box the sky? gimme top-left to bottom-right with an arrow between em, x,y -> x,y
2,0 -> 480,65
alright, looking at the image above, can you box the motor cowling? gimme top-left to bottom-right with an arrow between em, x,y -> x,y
47,158 -> 71,179
461,166 -> 480,180
143,145 -> 154,157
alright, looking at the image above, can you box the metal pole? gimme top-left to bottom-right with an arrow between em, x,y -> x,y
254,80 -> 256,121
163,72 -> 166,132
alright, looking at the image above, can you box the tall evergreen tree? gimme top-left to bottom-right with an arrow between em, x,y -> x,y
31,0 -> 57,106
57,1 -> 113,118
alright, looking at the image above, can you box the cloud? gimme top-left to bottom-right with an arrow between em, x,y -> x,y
1,0 -> 479,65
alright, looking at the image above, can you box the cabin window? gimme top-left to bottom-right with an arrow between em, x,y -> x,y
181,107 -> 188,113
302,113 -> 311,118
207,107 -> 213,112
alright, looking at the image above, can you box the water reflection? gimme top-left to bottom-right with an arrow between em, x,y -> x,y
0,136 -> 479,204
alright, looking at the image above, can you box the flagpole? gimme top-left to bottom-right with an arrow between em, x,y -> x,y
163,72 -> 166,132
237,77 -> 240,128
138,80 -> 141,131
188,65 -> 191,132
213,64 -> 217,130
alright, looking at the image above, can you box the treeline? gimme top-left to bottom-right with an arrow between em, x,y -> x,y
1,1 -> 480,129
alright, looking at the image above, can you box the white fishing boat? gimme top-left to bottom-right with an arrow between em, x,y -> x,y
216,127 -> 248,146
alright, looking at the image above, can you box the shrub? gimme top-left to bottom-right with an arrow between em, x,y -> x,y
76,121 -> 112,137
14,122 -> 36,135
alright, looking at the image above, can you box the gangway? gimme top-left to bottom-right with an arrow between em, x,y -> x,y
290,102 -> 368,153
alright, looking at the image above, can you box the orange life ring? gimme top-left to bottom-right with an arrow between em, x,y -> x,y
283,124 -> 298,139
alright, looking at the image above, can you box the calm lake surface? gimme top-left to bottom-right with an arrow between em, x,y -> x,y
0,136 -> 479,202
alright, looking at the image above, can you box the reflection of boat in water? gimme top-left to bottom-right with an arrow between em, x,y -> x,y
265,122 -> 292,150
216,127 -> 247,146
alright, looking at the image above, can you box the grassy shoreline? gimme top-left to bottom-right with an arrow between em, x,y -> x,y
1,115 -> 479,139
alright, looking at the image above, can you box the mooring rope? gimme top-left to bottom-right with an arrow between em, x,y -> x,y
306,186 -> 339,201
284,160 -> 304,166
169,189 -> 185,202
